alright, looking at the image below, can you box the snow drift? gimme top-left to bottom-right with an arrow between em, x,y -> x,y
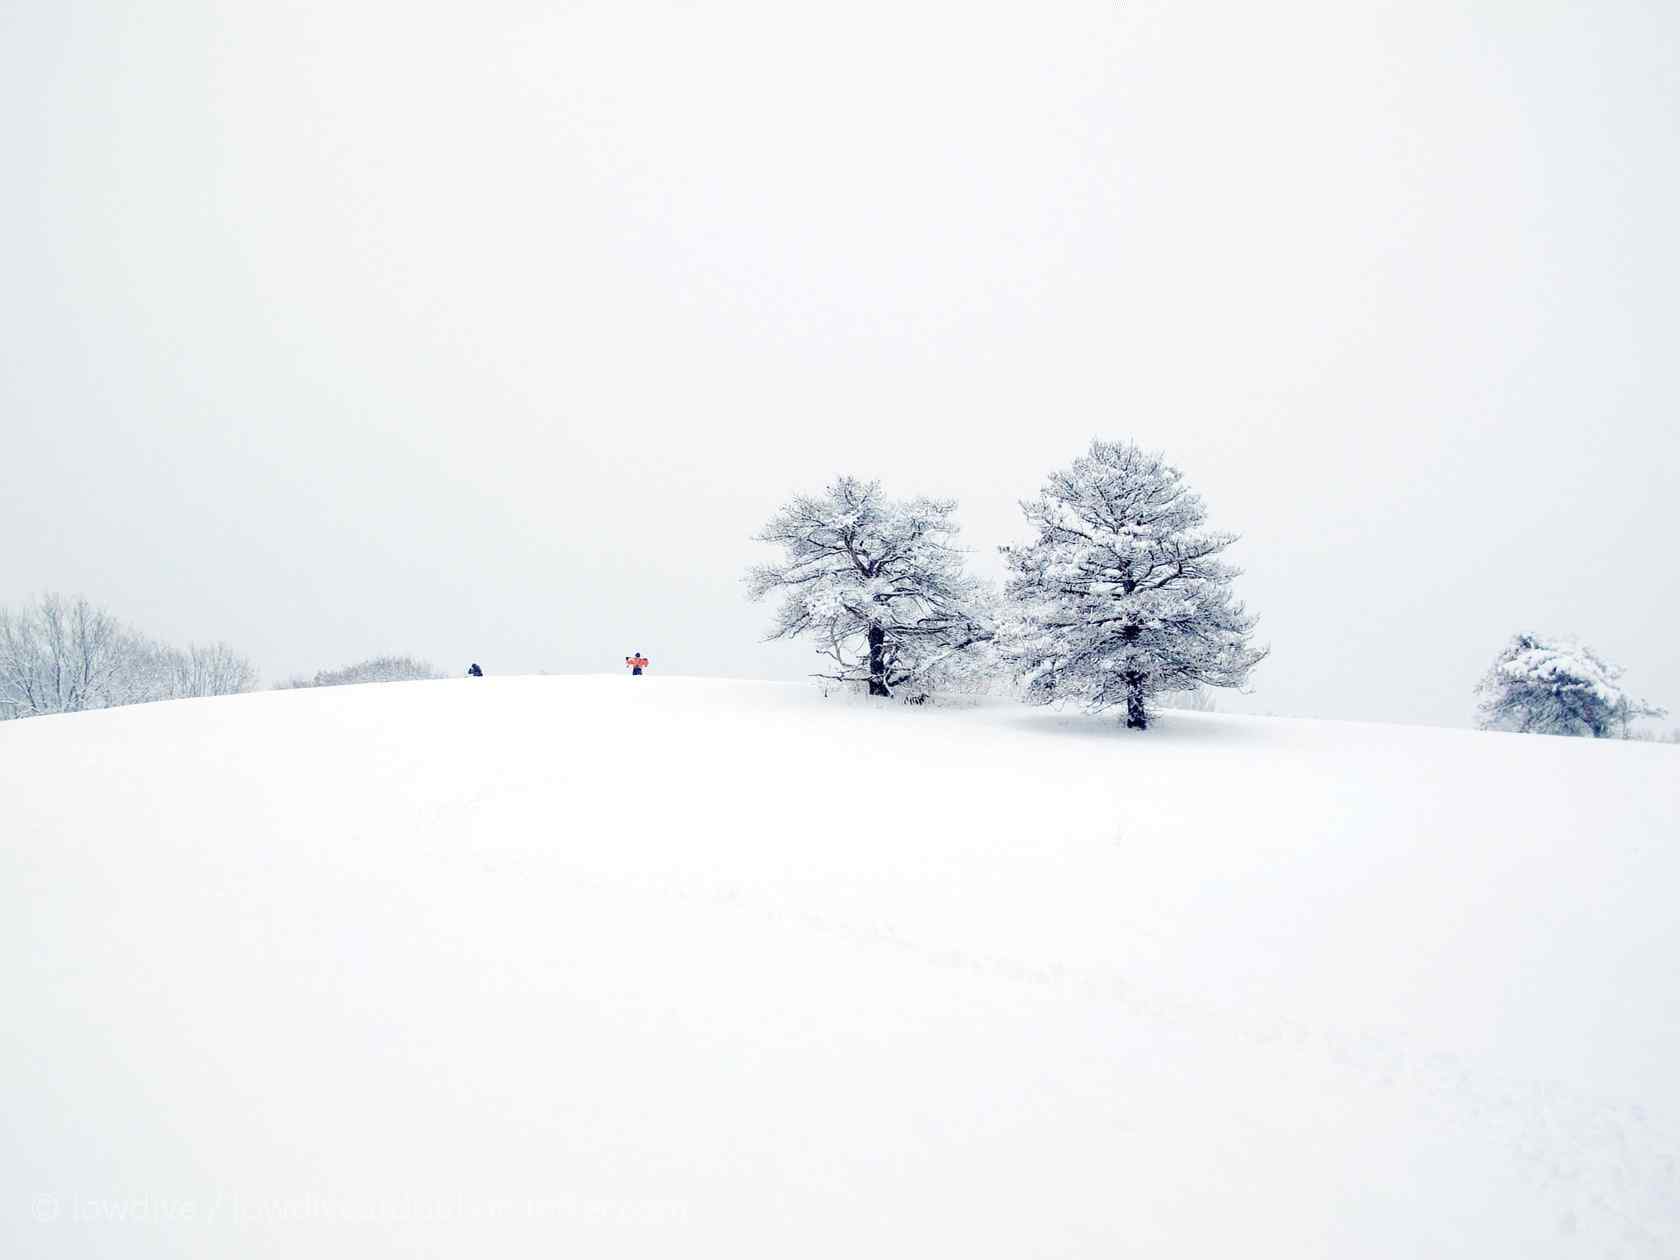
3,676 -> 1678,1256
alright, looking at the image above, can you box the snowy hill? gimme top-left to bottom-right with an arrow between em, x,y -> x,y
4,676 -> 1678,1257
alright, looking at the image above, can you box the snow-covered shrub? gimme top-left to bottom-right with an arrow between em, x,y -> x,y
279,656 -> 444,689
747,477 -> 994,698
0,593 -> 258,719
1474,634 -> 1665,738
999,440 -> 1266,730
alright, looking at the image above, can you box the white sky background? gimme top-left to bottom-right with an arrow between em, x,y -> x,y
3,1 -> 1675,725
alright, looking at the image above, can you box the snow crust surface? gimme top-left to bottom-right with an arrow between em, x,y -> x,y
4,676 -> 1678,1256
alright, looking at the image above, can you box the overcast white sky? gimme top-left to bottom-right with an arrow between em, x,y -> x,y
3,1 -> 1675,725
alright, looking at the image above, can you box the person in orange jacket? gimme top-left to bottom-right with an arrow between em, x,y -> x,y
625,652 -> 649,676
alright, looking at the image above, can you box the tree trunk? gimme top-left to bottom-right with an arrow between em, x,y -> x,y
1124,672 -> 1148,730
867,625 -> 890,697
1119,622 -> 1147,729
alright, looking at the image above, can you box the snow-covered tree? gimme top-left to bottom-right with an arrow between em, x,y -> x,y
1000,440 -> 1266,730
746,477 -> 992,697
1474,634 -> 1665,738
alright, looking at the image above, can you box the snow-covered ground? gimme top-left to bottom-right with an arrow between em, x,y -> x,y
4,676 -> 1678,1256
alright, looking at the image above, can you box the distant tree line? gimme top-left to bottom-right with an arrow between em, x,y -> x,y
0,594 -> 448,722
0,593 -> 258,720
277,656 -> 443,689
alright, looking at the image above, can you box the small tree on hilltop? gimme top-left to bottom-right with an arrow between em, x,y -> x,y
747,477 -> 992,697
1475,634 -> 1665,738
1001,439 -> 1266,730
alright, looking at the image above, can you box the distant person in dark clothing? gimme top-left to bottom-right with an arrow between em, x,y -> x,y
625,653 -> 649,676
467,663 -> 483,677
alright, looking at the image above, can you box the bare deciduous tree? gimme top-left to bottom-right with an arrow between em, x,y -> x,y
0,594 -> 129,717
169,642 -> 263,698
